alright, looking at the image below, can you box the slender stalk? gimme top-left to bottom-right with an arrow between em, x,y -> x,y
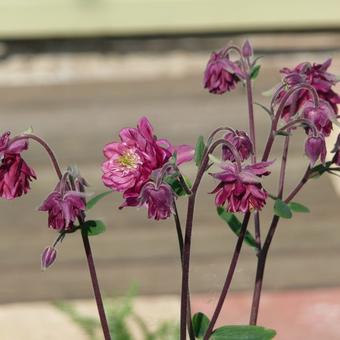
249,135 -> 290,325
12,134 -> 111,339
9,134 -> 63,179
245,75 -> 257,163
173,202 -> 195,340
81,228 -> 111,340
180,139 -> 233,340
203,212 -> 251,340
285,167 -> 310,203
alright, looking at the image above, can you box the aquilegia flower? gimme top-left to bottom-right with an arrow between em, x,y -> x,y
302,100 -> 337,137
305,135 -> 326,165
138,182 -> 174,220
39,176 -> 86,231
210,161 -> 272,213
41,246 -> 57,270
0,131 -> 36,200
102,117 -> 193,207
275,59 -> 340,120
222,130 -> 253,162
204,50 -> 243,94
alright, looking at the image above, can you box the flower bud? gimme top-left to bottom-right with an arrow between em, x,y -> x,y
305,135 -> 326,165
242,40 -> 253,58
41,246 -> 57,271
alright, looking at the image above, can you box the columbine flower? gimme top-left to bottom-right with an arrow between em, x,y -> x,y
138,182 -> 174,220
203,50 -> 243,94
275,59 -> 340,120
305,135 -> 326,165
242,40 -> 253,58
41,246 -> 57,271
302,100 -> 337,137
222,130 -> 253,162
331,134 -> 340,166
102,117 -> 193,207
0,131 -> 36,200
210,161 -> 272,213
39,178 -> 85,231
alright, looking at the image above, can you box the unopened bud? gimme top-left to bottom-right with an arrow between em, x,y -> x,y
41,246 -> 57,271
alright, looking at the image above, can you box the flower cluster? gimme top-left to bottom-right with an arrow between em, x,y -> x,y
102,117 -> 193,219
0,132 -> 36,200
274,59 -> 340,166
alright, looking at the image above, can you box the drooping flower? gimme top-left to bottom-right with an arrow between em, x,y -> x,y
138,182 -> 174,220
102,117 -> 193,207
222,130 -> 253,162
275,59 -> 340,120
39,177 -> 85,231
331,134 -> 340,166
41,246 -> 57,271
203,50 -> 244,94
305,135 -> 326,165
0,131 -> 36,200
210,161 -> 272,213
302,100 -> 337,137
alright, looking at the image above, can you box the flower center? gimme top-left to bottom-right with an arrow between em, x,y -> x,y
118,150 -> 141,170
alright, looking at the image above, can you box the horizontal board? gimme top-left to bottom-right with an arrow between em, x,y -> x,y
0,0 -> 340,38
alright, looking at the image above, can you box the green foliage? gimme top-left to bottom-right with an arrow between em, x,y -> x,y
274,199 -> 292,219
250,65 -> 261,80
54,286 -> 179,340
217,207 -> 258,249
86,191 -> 111,210
165,175 -> 192,197
254,102 -> 273,119
211,325 -> 276,340
288,202 -> 310,213
192,312 -> 210,338
195,135 -> 205,167
309,161 -> 332,178
83,220 -> 106,236
53,301 -> 99,340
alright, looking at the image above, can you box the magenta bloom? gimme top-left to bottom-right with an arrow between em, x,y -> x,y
302,100 -> 336,137
275,59 -> 340,120
204,51 -> 243,94
0,154 -> 36,200
39,183 -> 85,231
222,130 -> 253,162
41,246 -> 57,271
210,161 -> 272,213
138,182 -> 174,220
102,117 -> 193,207
305,135 -> 326,165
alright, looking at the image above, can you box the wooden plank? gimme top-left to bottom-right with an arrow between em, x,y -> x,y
0,0 -> 340,39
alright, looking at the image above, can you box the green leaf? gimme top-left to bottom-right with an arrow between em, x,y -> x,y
165,175 -> 192,196
275,130 -> 291,137
309,161 -> 332,178
192,312 -> 210,338
83,220 -> 106,236
195,135 -> 205,167
274,199 -> 292,219
288,202 -> 310,213
86,191 -> 111,210
211,325 -> 276,340
254,102 -> 273,118
250,65 -> 261,80
217,207 -> 258,249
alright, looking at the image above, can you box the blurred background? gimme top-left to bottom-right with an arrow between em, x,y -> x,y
1,1 -> 340,339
